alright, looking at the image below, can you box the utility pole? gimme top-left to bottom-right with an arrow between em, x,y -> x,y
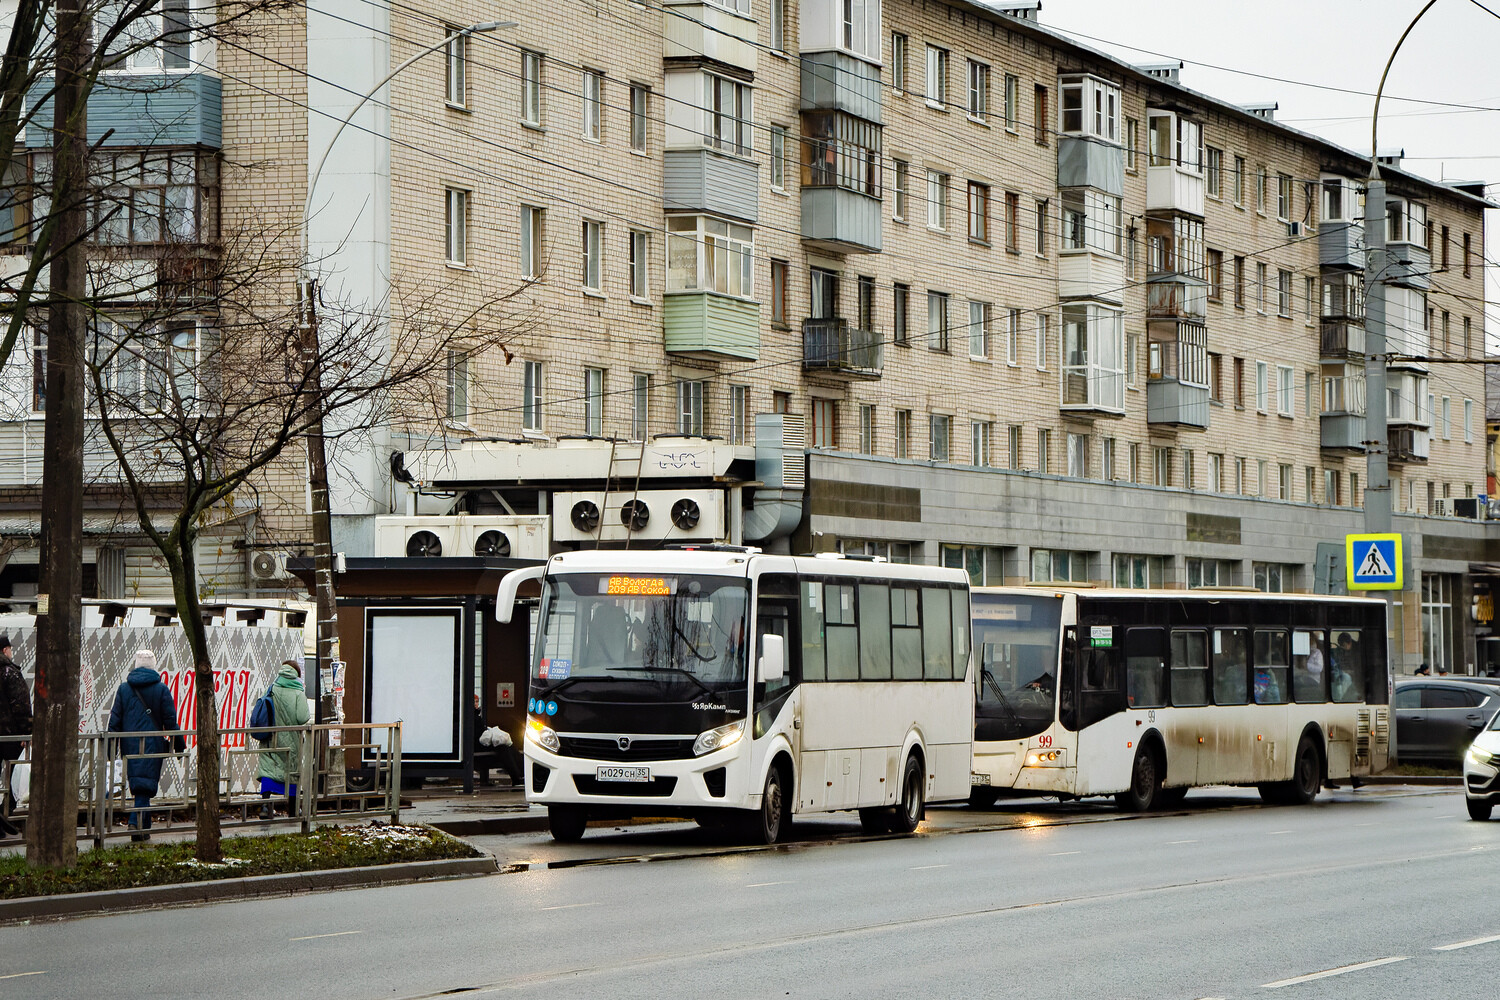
29,0 -> 88,868
298,278 -> 344,790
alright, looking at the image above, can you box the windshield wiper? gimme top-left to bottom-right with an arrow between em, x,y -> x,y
606,665 -> 718,699
981,668 -> 1023,730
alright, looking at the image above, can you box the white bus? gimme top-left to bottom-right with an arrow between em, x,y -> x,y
968,587 -> 1391,810
498,547 -> 975,843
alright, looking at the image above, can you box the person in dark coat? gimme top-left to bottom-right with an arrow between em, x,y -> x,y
107,650 -> 185,842
0,634 -> 32,838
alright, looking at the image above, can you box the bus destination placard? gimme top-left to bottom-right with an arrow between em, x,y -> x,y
602,575 -> 675,596
1089,625 -> 1113,648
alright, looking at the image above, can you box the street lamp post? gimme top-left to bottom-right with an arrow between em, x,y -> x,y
297,20 -> 513,740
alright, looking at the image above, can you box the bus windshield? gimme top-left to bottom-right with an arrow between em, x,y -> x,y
534,573 -> 750,694
973,593 -> 1063,741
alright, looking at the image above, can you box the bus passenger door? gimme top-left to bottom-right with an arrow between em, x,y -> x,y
755,575 -> 802,803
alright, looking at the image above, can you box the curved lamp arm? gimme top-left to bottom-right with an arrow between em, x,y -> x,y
1370,0 -> 1438,177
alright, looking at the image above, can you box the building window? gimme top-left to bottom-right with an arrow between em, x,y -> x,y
893,283 -> 909,344
770,0 -> 785,51
445,349 -> 469,421
521,50 -> 543,126
581,220 -> 602,291
1305,275 -> 1316,322
629,230 -> 649,299
1256,164 -> 1267,212
1031,549 -> 1089,584
1233,155 -> 1245,205
1464,232 -> 1472,278
1233,356 -> 1245,408
929,413 -> 951,461
677,379 -> 704,435
926,170 -> 949,230
1004,191 -> 1019,251
926,45 -> 948,106
445,27 -> 467,107
967,60 -> 989,121
582,69 -> 603,141
523,360 -> 543,431
1034,198 -> 1048,255
1441,395 -> 1451,439
583,367 -> 604,436
1422,573 -> 1454,673
520,205 -> 543,279
895,409 -> 911,458
1276,172 -> 1292,220
1255,361 -> 1268,413
1036,428 -> 1051,473
800,111 -> 883,199
1113,555 -> 1164,590
811,397 -> 837,449
704,73 -> 754,156
1125,332 -> 1139,387
967,181 -> 989,243
1253,563 -> 1291,594
1061,304 -> 1126,412
773,391 -> 790,414
858,274 -> 875,332
972,420 -> 994,467
1278,463 -> 1292,501
1256,262 -> 1268,312
1277,364 -> 1294,415
927,291 -> 949,352
1153,446 -> 1172,487
1187,558 -> 1233,589
1102,437 -> 1116,480
1207,452 -> 1223,491
1465,398 -> 1474,444
1008,425 -> 1022,470
1277,269 -> 1292,317
1035,314 -> 1049,369
444,187 -> 467,265
631,373 -> 649,441
770,259 -> 788,325
893,159 -> 909,220
1060,188 -> 1122,254
1008,309 -> 1022,364
1208,352 -> 1222,401
1205,146 -> 1222,198
1206,249 -> 1222,301
29,327 -> 44,412
968,300 -> 990,359
859,404 -> 875,454
630,85 -> 649,152
1067,432 -> 1090,478
1324,468 -> 1340,506
1233,256 -> 1245,308
891,33 -> 907,93
1034,84 -> 1048,144
1125,117 -> 1138,171
666,216 -> 754,297
770,125 -> 787,190
1004,73 -> 1019,128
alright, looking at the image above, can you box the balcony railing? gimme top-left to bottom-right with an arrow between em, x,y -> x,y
1320,321 -> 1366,360
1145,276 -> 1208,320
802,318 -> 883,378
1388,425 -> 1431,464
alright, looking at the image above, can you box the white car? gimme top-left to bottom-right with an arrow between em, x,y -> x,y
1463,708 -> 1500,820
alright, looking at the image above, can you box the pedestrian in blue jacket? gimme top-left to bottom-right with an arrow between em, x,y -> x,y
107,650 -> 185,842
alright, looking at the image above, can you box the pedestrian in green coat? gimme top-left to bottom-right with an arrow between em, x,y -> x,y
256,660 -> 311,817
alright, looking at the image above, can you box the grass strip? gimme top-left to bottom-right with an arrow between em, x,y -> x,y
0,824 -> 479,899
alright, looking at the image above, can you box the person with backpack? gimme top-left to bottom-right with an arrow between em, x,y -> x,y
0,635 -> 33,838
256,660 -> 311,819
107,650 -> 185,842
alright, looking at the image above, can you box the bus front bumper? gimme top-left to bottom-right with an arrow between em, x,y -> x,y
523,742 -> 756,813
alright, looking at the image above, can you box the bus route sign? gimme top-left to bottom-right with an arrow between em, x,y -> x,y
1345,533 -> 1402,591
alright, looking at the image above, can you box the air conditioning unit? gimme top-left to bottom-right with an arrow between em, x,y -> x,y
247,550 -> 296,583
553,489 -> 726,543
1287,221 -> 1304,237
373,515 -> 550,559
1433,498 -> 1455,517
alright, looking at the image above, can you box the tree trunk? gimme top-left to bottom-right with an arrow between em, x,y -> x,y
168,534 -> 222,862
27,0 -> 89,870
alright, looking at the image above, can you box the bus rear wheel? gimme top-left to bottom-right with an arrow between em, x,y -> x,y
887,755 -> 927,835
1115,745 -> 1160,812
547,805 -> 589,842
1285,737 -> 1322,804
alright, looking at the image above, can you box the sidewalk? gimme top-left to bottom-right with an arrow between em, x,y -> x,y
401,780 -> 552,836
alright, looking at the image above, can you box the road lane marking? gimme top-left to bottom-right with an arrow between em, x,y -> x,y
1048,851 -> 1081,856
0,972 -> 46,981
909,864 -> 949,871
540,902 -> 600,911
1266,830 -> 1291,836
1434,933 -> 1500,951
290,931 -> 362,941
1168,840 -> 1198,845
745,881 -> 791,888
1261,956 -> 1408,988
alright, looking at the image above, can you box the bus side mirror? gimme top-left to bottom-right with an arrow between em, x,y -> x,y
758,635 -> 785,684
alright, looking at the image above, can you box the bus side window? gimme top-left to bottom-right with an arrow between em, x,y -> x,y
1075,645 -> 1124,731
1292,629 -> 1327,704
801,581 -> 826,681
1253,629 -> 1289,704
756,573 -> 797,697
825,583 -> 859,681
1212,628 -> 1249,705
858,584 -> 892,680
1169,630 -> 1209,706
922,587 -> 954,679
1125,627 -> 1167,708
1059,626 -> 1077,729
892,587 -> 922,679
1329,628 -> 1362,703
951,589 -> 970,679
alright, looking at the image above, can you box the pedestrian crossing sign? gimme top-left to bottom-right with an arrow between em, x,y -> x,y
1345,533 -> 1402,591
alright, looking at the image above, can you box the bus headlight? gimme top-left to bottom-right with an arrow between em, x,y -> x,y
526,717 -> 560,753
693,720 -> 745,757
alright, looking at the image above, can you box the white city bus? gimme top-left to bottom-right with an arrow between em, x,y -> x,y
968,587 -> 1390,810
498,547 -> 975,843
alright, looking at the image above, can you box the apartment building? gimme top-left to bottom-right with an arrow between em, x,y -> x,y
0,0 -> 1494,671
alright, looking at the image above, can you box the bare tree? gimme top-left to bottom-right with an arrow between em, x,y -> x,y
83,214 -> 529,860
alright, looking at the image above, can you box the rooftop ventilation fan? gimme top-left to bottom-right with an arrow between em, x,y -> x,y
670,497 -> 701,531
620,498 -> 651,532
250,552 -> 281,579
570,500 -> 601,533
405,530 -> 444,557
473,529 -> 511,558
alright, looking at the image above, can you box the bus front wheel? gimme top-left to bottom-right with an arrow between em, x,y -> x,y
742,764 -> 790,845
547,805 -> 589,842
1115,745 -> 1160,812
887,755 -> 927,835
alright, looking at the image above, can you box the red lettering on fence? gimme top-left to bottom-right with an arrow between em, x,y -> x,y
161,667 -> 258,748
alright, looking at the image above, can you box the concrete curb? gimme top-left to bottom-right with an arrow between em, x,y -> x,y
0,854 -> 499,924
431,815 -> 552,836
1360,774 -> 1462,786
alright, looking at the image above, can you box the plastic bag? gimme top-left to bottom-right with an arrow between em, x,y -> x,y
479,726 -> 512,748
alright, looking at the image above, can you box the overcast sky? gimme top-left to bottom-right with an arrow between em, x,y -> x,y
1039,0 -> 1500,344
